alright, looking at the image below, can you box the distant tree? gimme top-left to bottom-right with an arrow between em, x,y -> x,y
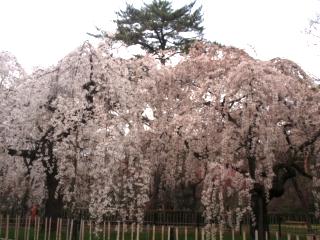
305,11 -> 320,83
306,14 -> 320,43
114,0 -> 203,64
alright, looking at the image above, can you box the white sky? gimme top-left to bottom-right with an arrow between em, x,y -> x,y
0,0 -> 320,77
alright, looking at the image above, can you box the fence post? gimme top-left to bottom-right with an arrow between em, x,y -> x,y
108,222 -> 111,240
36,217 -> 41,240
176,227 -> 179,240
79,219 -> 84,240
66,219 -> 70,240
23,217 -> 27,240
116,221 -> 120,240
89,220 -> 92,240
79,220 -> 82,240
81,220 -> 84,240
55,218 -> 59,240
27,217 -> 31,240
103,222 -> 106,240
0,215 -> 2,238
48,218 -> 52,240
184,226 -> 187,240
5,215 -> 9,240
14,215 -> 17,240
69,219 -> 74,240
136,223 -> 140,240
131,223 -> 134,240
34,217 -> 37,240
122,222 -> 126,240
44,218 -> 47,240
59,219 -> 62,240
14,215 -> 19,240
242,230 -> 246,240
17,216 -> 21,240
161,225 -> 164,240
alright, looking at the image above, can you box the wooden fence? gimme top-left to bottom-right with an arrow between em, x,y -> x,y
0,215 -> 319,240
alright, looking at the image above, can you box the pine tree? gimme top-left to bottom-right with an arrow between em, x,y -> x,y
114,0 -> 203,64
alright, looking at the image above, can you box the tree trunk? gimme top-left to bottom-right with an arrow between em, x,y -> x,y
251,186 -> 268,240
45,171 -> 63,218
149,171 -> 162,209
44,141 -> 63,218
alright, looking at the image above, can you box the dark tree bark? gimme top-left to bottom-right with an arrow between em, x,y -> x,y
148,171 -> 162,209
43,141 -> 63,218
45,171 -> 63,218
251,184 -> 268,240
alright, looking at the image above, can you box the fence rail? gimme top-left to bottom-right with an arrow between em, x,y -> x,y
1,210 -> 319,226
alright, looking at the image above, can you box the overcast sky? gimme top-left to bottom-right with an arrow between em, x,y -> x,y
0,0 -> 319,77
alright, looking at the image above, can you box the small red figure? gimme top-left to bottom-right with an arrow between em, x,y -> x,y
31,204 -> 38,221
